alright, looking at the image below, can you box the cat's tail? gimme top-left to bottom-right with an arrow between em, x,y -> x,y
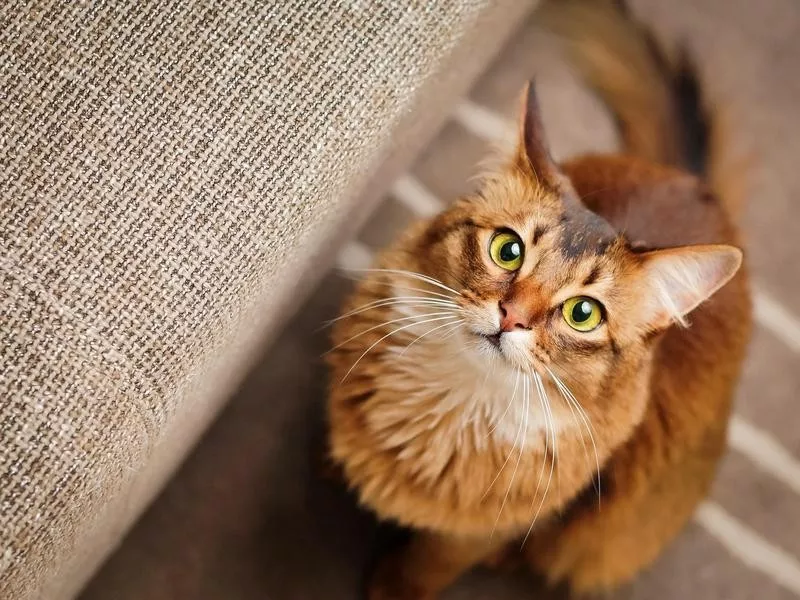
539,0 -> 748,219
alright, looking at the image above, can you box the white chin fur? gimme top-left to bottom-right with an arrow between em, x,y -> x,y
379,298 -> 575,447
498,329 -> 536,371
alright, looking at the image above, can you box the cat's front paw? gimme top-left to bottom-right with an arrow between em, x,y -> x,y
367,554 -> 433,600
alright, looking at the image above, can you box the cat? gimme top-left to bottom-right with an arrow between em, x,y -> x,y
326,1 -> 752,597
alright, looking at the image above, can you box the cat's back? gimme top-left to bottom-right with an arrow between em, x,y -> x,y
562,153 -> 738,250
564,151 -> 752,469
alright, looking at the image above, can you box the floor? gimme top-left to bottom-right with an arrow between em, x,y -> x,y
82,1 -> 800,598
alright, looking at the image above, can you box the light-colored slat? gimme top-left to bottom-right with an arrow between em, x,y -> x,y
336,240 -> 373,271
454,101 -> 515,147
696,502 -> 800,596
754,289 -> 800,353
728,415 -> 800,495
391,175 -> 445,217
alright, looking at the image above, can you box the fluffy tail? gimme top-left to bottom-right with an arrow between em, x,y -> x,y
539,0 -> 747,218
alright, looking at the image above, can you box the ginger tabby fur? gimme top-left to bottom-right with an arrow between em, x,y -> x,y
326,1 -> 752,597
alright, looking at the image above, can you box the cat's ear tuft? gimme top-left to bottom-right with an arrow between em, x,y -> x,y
639,244 -> 743,331
515,81 -> 563,189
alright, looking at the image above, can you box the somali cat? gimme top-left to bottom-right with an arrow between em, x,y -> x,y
326,1 -> 752,597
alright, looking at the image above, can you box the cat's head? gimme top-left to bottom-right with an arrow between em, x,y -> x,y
408,83 -> 741,395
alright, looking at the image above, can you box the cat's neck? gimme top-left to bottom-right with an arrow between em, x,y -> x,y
375,333 -> 578,448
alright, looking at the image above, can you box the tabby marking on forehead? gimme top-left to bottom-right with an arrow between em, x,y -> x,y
557,195 -> 618,259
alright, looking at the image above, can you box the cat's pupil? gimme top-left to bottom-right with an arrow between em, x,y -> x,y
499,241 -> 521,262
572,301 -> 593,322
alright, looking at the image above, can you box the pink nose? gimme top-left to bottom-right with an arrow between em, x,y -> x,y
499,300 -> 531,332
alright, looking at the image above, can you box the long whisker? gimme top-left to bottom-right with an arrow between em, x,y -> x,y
341,315 -> 459,382
333,295 -> 461,320
487,369 -> 521,436
482,370 -> 521,499
337,275 -> 457,301
549,369 -> 595,499
547,369 -> 601,471
527,372 -> 549,533
438,320 -> 465,343
492,375 -> 530,539
552,375 -> 598,447
522,373 -> 556,547
325,296 -> 460,326
475,352 -> 499,434
540,373 -> 560,505
342,268 -> 463,297
547,367 -> 601,508
399,318 -> 465,356
327,311 -> 460,354
547,369 -> 598,442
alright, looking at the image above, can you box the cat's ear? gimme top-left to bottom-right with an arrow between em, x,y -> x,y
514,81 -> 563,189
638,244 -> 742,330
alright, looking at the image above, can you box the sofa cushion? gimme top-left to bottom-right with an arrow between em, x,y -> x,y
0,1 -> 531,597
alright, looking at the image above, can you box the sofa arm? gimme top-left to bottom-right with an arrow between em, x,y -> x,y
0,1 -> 533,598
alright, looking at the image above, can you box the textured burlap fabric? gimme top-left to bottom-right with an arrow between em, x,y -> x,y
0,1 -> 531,598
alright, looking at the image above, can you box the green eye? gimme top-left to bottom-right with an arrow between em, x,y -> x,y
489,232 -> 524,271
562,296 -> 603,332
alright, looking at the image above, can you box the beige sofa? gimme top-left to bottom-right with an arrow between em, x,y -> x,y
0,1 -> 533,597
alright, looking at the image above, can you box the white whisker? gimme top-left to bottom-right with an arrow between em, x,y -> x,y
341,315 -> 459,382
527,372 -> 550,537
541,374 -> 561,505
482,371 -> 522,499
325,296 -> 460,325
438,321 -> 465,343
338,275 -> 458,301
342,268 -> 463,297
492,375 -> 530,539
400,318 -> 465,356
523,373 -> 556,546
547,367 -> 602,508
328,311 -> 460,354
488,369 -> 521,436
550,370 -> 596,499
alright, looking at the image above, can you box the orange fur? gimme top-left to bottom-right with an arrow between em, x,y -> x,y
326,2 -> 752,598
522,154 -> 751,592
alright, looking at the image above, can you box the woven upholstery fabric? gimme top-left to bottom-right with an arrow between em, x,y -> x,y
0,1 -> 529,597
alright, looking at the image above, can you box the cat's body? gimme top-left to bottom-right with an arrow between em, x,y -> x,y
327,1 -> 752,597
521,154 -> 750,590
